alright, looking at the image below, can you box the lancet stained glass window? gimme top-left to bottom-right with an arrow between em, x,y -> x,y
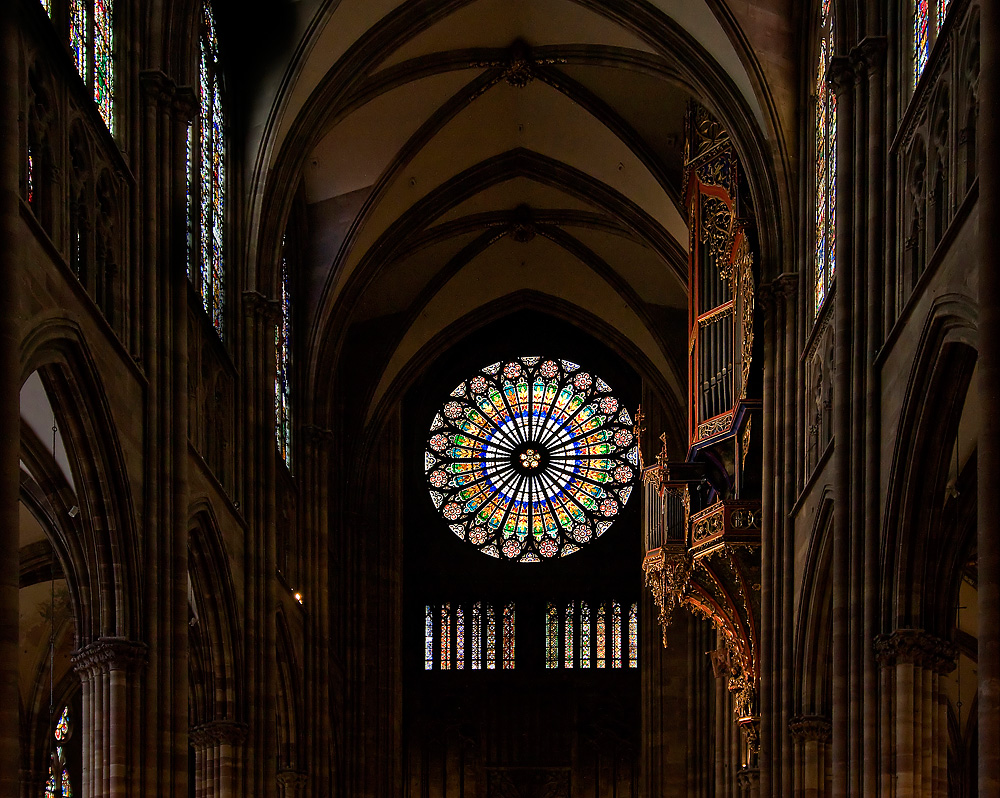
471,602 -> 482,669
563,601 -> 574,669
440,603 -> 451,670
915,0 -> 930,83
542,601 -> 635,669
628,602 -> 638,668
424,605 -> 433,670
455,606 -> 465,669
45,706 -> 72,797
936,0 -> 952,27
503,603 -> 516,669
546,602 -> 559,669
196,1 -> 226,337
425,356 -> 638,561
275,242 -> 292,468
814,1 -> 838,314
67,0 -> 114,133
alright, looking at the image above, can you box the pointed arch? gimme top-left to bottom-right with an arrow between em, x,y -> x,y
881,295 -> 978,632
20,320 -> 141,643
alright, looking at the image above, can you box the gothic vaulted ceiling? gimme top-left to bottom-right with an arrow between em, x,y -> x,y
235,0 -> 790,433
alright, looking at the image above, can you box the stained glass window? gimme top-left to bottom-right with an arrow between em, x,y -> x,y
937,0 -> 951,27
915,0 -> 930,83
67,0 -> 115,133
580,602 -> 591,668
425,356 -> 638,561
440,603 -> 451,670
26,150 -> 35,206
45,706 -> 72,797
70,0 -> 87,88
546,602 -> 559,669
486,607 -> 497,669
612,602 -> 622,668
628,602 -> 638,668
455,606 -> 465,669
275,241 -> 292,468
194,1 -> 226,337
814,2 -> 838,315
93,0 -> 114,130
40,0 -> 52,16
471,602 -> 482,670
596,604 -> 606,668
502,603 -> 515,669
424,605 -> 433,670
563,601 -> 574,669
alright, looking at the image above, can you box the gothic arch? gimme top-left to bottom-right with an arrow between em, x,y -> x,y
188,500 -> 244,726
19,321 -> 141,643
881,294 -> 978,633
794,493 -> 834,717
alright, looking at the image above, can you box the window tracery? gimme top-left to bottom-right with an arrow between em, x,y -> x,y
425,356 -> 638,562
424,602 -> 515,670
542,601 -> 637,669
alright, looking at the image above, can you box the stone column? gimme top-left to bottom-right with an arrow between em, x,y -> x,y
190,720 -> 248,798
827,54 -> 855,798
789,716 -> 832,798
72,637 -> 148,798
241,290 -> 282,796
0,0 -> 21,795
874,629 -> 957,797
979,1 -> 1000,794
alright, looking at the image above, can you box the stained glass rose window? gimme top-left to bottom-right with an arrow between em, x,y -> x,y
424,356 -> 639,562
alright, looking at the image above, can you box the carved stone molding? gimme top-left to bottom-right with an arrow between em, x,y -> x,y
853,36 -> 888,73
827,55 -> 856,97
301,424 -> 335,448
736,767 -> 760,791
72,637 -> 148,675
243,289 -> 282,324
139,70 -> 175,105
788,714 -> 833,743
189,720 -> 249,749
874,628 -> 958,673
276,770 -> 308,788
474,40 -> 567,89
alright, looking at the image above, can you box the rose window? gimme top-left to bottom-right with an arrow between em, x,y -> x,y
424,356 -> 639,562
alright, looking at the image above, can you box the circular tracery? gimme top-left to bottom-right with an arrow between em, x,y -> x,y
424,356 -> 639,562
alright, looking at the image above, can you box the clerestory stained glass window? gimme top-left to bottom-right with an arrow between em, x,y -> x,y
425,356 -> 638,562
580,602 -> 592,669
67,0 -> 115,133
194,1 -> 226,337
425,602 -> 513,670
275,241 -> 292,468
814,1 -> 838,315
612,602 -> 622,669
44,706 -> 72,797
563,601 -> 574,669
914,0 -> 930,82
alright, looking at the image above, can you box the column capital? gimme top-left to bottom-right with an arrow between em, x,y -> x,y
243,290 -> 282,324
139,70 -> 176,105
301,424 -> 335,448
826,55 -> 856,97
277,770 -> 309,788
874,628 -> 958,673
190,719 -> 249,749
72,636 -> 148,675
736,767 -> 760,790
853,36 -> 888,72
788,714 -> 833,742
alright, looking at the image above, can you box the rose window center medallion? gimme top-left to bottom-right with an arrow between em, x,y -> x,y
424,356 -> 639,562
